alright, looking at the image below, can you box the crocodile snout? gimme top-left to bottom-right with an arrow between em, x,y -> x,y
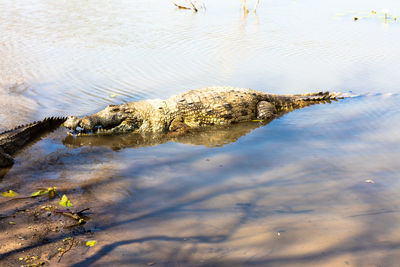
64,115 -> 114,135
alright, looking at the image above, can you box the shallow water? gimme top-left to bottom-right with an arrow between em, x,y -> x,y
1,0 -> 400,265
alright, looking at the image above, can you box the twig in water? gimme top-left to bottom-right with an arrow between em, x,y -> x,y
242,0 -> 249,14
254,0 -> 260,13
171,0 -> 202,12
242,0 -> 260,14
76,207 -> 91,215
58,237 -> 75,263
171,0 -> 191,10
186,0 -> 198,12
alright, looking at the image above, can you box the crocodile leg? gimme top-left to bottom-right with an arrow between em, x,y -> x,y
256,101 -> 276,120
0,148 -> 14,168
169,116 -> 191,135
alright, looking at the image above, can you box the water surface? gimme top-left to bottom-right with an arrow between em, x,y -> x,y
1,0 -> 400,265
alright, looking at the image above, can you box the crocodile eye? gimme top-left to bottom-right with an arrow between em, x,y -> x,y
107,105 -> 120,112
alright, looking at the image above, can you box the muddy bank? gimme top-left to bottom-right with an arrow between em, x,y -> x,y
0,189 -> 97,266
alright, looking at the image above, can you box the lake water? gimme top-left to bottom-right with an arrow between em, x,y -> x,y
1,0 -> 400,265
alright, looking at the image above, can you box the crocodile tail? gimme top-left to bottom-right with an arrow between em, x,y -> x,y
0,117 -> 67,155
264,91 -> 340,113
0,117 -> 67,136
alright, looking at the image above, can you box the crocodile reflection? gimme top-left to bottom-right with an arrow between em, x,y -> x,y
62,120 -> 272,149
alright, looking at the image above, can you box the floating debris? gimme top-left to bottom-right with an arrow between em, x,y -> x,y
335,10 -> 397,23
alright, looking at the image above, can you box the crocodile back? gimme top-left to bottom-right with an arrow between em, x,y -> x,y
165,86 -> 266,127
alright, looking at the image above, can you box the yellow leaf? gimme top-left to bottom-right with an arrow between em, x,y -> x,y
110,94 -> 117,98
31,190 -> 48,197
48,187 -> 57,199
8,221 -> 16,225
1,190 -> 19,197
86,240 -> 97,247
59,194 -> 73,207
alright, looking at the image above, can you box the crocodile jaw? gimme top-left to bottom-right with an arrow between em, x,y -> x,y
64,116 -> 139,136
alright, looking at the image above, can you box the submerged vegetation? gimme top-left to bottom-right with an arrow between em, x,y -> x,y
242,0 -> 260,14
170,0 -> 204,12
335,9 -> 398,23
171,0 -> 261,14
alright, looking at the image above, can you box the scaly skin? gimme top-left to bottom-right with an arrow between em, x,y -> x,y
0,117 -> 66,168
64,86 -> 342,136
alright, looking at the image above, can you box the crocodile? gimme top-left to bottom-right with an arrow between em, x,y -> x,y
64,86 -> 342,136
1,87 -> 343,168
0,117 -> 66,168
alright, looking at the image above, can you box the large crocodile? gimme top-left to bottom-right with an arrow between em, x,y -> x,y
64,86 -> 342,136
0,117 -> 66,168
